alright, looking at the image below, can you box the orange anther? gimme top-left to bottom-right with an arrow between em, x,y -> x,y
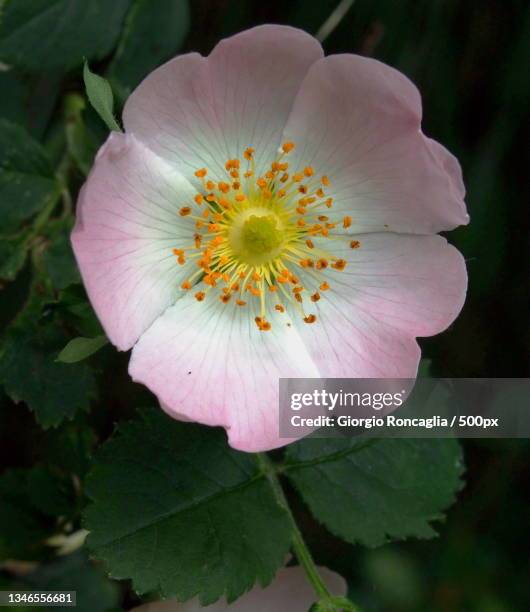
195,168 -> 207,178
220,294 -> 231,303
321,175 -> 330,186
343,216 -> 352,228
275,304 -> 285,313
305,239 -> 314,249
304,314 -> 317,324
244,147 -> 254,160
331,259 -> 347,270
194,194 -> 203,205
316,259 -> 328,270
282,142 -> 295,153
179,207 -> 191,216
350,240 -> 361,249
195,291 -> 205,301
311,292 -> 321,302
235,193 -> 246,202
320,282 -> 330,291
218,181 -> 230,193
236,299 -> 247,306
181,280 -> 191,290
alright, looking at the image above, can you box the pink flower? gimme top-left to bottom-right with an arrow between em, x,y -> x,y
72,25 -> 468,452
130,565 -> 346,611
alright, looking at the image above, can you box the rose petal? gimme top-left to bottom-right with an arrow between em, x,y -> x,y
123,25 -> 323,183
130,566 -> 347,611
71,133 -> 198,350
292,233 -> 467,377
282,54 -> 469,233
128,292 -> 320,452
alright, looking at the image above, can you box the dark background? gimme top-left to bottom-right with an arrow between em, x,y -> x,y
1,1 -> 529,610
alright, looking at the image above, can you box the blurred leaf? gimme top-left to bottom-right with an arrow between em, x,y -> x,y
0,70 -> 61,140
0,229 -> 31,282
108,0 -> 190,95
56,335 -> 107,364
84,409 -> 292,604
41,219 -> 81,290
284,438 -> 464,547
64,94 -> 99,176
0,120 -> 61,236
0,290 -> 97,428
40,424 -> 97,480
24,551 -> 120,612
0,469 -> 53,561
27,466 -> 76,518
53,285 -> 103,338
0,0 -> 131,73
83,62 -> 122,133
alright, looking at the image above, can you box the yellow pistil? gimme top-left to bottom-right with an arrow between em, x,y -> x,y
170,141 -> 360,331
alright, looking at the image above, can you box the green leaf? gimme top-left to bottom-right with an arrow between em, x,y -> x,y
64,94 -> 100,176
0,297 -> 97,428
84,409 -> 292,604
41,219 -> 81,290
0,469 -> 53,561
0,229 -> 31,282
57,335 -> 108,364
108,0 -> 190,94
83,62 -> 122,133
24,551 -> 120,612
27,466 -> 76,518
0,0 -> 131,73
40,424 -> 97,480
53,285 -> 104,338
0,120 -> 61,236
284,438 -> 464,548
0,70 -> 61,139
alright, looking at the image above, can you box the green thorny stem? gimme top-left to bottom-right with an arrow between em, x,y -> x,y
256,453 -> 361,612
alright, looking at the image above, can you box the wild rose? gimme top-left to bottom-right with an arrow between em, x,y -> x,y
131,565 -> 347,612
72,25 -> 468,452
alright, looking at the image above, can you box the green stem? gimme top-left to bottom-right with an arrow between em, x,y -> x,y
256,453 -> 360,611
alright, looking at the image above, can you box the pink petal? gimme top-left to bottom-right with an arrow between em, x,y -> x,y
292,233 -> 467,378
128,293 -> 320,452
123,25 -> 323,183
131,566 -> 346,611
282,54 -> 469,233
71,133 -> 198,350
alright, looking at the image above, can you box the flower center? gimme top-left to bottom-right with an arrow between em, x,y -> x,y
230,212 -> 285,265
171,142 -> 361,331
241,214 -> 283,255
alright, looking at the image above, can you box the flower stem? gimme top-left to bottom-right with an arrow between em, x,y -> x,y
256,452 -> 361,611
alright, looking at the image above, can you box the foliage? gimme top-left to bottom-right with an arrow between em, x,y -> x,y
0,1 -> 527,611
